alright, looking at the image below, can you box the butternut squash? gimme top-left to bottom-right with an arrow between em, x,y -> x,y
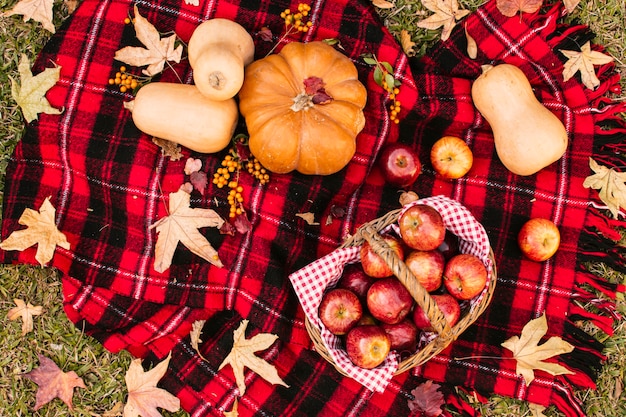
471,64 -> 568,176
126,82 -> 238,153
187,18 -> 255,101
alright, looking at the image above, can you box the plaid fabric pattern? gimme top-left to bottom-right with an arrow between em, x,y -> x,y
1,0 -> 625,416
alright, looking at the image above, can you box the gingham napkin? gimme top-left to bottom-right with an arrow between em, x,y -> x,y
288,195 -> 492,392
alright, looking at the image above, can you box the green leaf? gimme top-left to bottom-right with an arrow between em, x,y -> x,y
373,66 -> 383,86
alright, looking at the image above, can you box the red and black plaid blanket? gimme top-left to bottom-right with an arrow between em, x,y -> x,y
2,0 -> 625,415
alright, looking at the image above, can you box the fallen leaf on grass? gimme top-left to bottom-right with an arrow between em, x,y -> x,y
583,157 -> 626,219
124,353 -> 180,417
219,320 -> 289,395
562,0 -> 581,13
150,188 -> 225,272
3,0 -> 56,33
0,196 -> 70,266
496,0 -> 543,18
372,0 -> 395,8
529,402 -> 548,417
11,54 -> 63,123
22,354 -> 86,411
417,0 -> 470,42
7,298 -> 43,336
114,5 -> 183,76
400,30 -> 416,57
560,41 -> 614,90
63,0 -> 79,13
408,380 -> 445,416
501,312 -> 574,386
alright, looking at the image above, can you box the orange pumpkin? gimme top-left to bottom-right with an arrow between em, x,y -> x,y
238,41 -> 367,175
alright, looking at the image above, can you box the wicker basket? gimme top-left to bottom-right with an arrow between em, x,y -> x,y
305,201 -> 497,377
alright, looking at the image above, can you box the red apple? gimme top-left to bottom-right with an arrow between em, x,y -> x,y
398,204 -> 446,251
381,319 -> 419,353
366,277 -> 414,324
443,253 -> 488,300
405,249 -> 445,293
357,313 -> 378,326
430,136 -> 473,179
378,143 -> 422,188
517,218 -> 560,262
438,230 -> 460,260
360,235 -> 404,278
412,294 -> 461,331
318,288 -> 363,335
345,325 -> 391,369
337,264 -> 376,301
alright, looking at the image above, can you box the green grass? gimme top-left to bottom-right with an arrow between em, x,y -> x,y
0,0 -> 624,416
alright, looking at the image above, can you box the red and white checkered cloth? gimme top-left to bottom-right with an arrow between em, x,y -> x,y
288,195 -> 492,392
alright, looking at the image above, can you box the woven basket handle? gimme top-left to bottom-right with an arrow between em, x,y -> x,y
360,224 -> 452,338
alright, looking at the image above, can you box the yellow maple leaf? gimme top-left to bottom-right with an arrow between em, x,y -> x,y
11,54 -> 63,123
7,298 -> 43,336
123,353 -> 180,417
583,157 -> 626,219
417,0 -> 470,42
560,41 -> 614,90
149,188 -> 225,273
2,0 -> 56,33
501,312 -> 574,386
114,5 -> 183,76
0,196 -> 70,266
219,320 -> 289,396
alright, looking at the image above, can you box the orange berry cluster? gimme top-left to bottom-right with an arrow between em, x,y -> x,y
108,66 -> 139,93
213,151 -> 270,218
280,4 -> 313,32
385,84 -> 402,124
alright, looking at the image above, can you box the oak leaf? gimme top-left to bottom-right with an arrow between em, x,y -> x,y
560,41 -> 614,90
501,312 -> 574,385
408,380 -> 445,416
114,5 -> 183,76
123,353 -> 180,417
11,54 -> 63,123
22,354 -> 86,411
2,0 -> 56,33
219,320 -> 289,395
8,298 -> 43,336
152,137 -> 183,160
149,188 -> 225,272
417,0 -> 470,42
0,196 -> 70,266
583,157 -> 626,218
496,0 -> 543,17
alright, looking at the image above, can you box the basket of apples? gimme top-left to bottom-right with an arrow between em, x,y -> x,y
289,195 -> 496,391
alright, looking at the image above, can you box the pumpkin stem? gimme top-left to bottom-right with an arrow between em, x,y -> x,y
291,93 -> 315,112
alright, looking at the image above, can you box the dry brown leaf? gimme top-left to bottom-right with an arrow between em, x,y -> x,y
114,5 -> 183,76
224,398 -> 239,417
496,0 -> 543,17
3,0 -> 56,33
417,0 -> 470,42
562,0 -> 581,13
190,320 -> 206,353
400,30 -> 416,57
407,380 -> 445,416
501,312 -> 574,386
104,401 -> 124,417
22,354 -> 86,411
149,188 -> 225,272
123,353 -> 180,417
11,54 -> 63,123
372,0 -> 395,9
529,402 -> 548,417
583,157 -> 626,218
0,196 -> 70,266
295,212 -> 319,225
465,24 -> 477,59
560,41 -> 614,90
8,298 -> 43,336
152,137 -> 183,161
219,320 -> 289,395
63,0 -> 78,13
